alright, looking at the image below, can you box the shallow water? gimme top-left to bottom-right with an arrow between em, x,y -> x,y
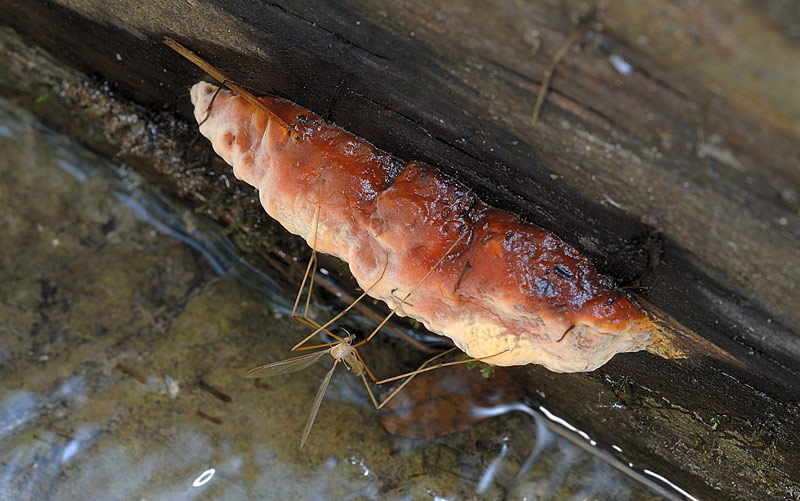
0,97 -> 665,500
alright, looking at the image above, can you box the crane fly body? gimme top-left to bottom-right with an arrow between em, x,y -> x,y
245,333 -> 368,450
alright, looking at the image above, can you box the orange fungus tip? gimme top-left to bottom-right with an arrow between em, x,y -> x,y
189,80 -> 681,372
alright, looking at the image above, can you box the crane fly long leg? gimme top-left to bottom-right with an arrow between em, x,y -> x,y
163,38 -> 297,140
346,344 -> 506,411
357,366 -> 381,409
302,177 -> 324,320
300,360 -> 339,450
290,260 -> 388,352
375,348 -> 509,386
286,196 -> 351,352
244,349 -> 329,378
291,314 -> 346,351
294,326 -> 348,352
291,315 -> 345,345
289,180 -> 342,351
354,230 -> 467,349
295,341 -> 343,351
291,201 -> 320,322
371,347 -> 459,410
291,250 -> 317,321
301,223 -> 319,321
353,349 -> 377,383
350,348 -> 394,410
288,174 -> 390,353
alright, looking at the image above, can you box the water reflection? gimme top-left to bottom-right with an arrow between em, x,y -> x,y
191,468 -> 215,487
476,437 -> 509,494
0,96 -> 671,499
0,392 -> 39,440
472,402 -> 694,499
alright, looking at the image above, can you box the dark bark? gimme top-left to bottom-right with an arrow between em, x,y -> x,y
1,1 -> 798,499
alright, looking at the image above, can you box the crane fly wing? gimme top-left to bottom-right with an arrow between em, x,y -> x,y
245,350 -> 329,378
300,360 -> 338,450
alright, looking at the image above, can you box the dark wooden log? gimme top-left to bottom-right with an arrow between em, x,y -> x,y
2,1 -> 798,499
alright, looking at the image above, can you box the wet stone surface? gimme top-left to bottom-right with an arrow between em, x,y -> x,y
0,98 -> 659,499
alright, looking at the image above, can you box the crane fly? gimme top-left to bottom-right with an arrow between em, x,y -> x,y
162,39 -> 509,448
243,186 -> 506,450
244,325 -> 504,449
245,331 -> 369,450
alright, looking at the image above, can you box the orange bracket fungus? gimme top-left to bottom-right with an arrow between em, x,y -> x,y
168,39 -> 682,373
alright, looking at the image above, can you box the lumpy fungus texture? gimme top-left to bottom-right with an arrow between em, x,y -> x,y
190,81 -> 678,372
